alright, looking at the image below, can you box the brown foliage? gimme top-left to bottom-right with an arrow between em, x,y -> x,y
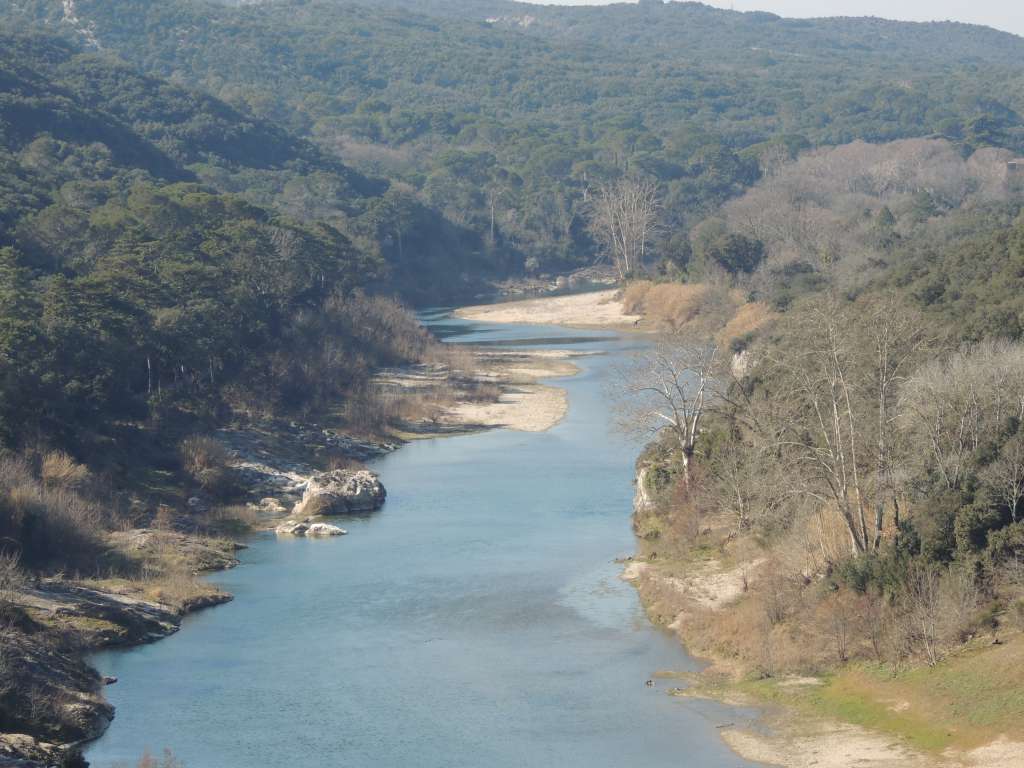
0,456 -> 106,572
179,436 -> 237,499
39,451 -> 90,492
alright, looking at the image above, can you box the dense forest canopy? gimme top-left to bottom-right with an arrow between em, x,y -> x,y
4,0 -> 1024,275
0,0 -> 1023,457
0,28 -> 461,450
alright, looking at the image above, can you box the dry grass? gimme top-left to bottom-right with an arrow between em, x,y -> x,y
179,436 -> 237,498
0,455 -> 106,571
39,451 -> 90,491
623,281 -> 712,327
623,280 -> 768,341
0,551 -> 24,605
717,301 -> 775,346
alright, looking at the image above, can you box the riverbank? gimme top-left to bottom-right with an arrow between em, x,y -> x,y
455,289 -> 642,329
625,468 -> 1024,768
380,348 -> 586,435
1,329 -> 590,767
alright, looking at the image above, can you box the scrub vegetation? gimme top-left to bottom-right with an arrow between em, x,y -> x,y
626,137 -> 1024,757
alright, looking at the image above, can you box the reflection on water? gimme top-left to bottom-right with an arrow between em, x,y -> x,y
85,317 -> 762,768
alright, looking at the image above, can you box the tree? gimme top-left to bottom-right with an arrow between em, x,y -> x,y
767,297 -> 874,555
613,335 -> 719,485
863,295 -> 933,547
587,177 -> 660,278
981,432 -> 1024,523
902,341 -> 1024,492
763,295 -> 929,556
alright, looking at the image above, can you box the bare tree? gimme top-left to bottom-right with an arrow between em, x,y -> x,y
902,560 -> 943,666
587,177 -> 660,278
704,435 -> 795,534
902,340 -> 1024,491
767,297 -> 874,555
862,295 -> 933,547
980,432 -> 1024,523
612,335 -> 719,485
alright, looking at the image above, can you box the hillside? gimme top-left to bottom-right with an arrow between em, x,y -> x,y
0,28 -> 473,451
5,0 -> 1024,275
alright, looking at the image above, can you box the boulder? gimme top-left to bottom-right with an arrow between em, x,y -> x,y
274,520 -> 309,536
292,469 -> 386,517
306,522 -> 347,537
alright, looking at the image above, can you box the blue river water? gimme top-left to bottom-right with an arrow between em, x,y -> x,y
85,315 -> 761,768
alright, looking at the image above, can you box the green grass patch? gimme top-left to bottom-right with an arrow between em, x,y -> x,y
730,633 -> 1024,753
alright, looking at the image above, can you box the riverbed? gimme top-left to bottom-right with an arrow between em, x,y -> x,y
85,315 -> 761,768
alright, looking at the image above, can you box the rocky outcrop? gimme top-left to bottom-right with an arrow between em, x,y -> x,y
307,522 -> 346,536
633,465 -> 657,513
17,582 -> 222,647
731,348 -> 752,378
0,733 -> 71,768
274,519 -> 309,536
292,469 -> 386,517
216,422 -> 397,504
3,579 -> 235,766
273,520 -> 346,536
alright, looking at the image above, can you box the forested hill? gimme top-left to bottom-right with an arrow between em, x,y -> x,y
352,0 -> 1024,68
0,28 -> 475,448
0,26 -> 499,290
5,0 -> 1024,275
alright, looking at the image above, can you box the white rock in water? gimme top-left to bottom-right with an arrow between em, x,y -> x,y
305,522 -> 347,536
274,520 -> 309,536
292,469 -> 386,517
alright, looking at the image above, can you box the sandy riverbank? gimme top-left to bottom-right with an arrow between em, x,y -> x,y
455,289 -> 640,329
720,711 -> 1024,768
441,349 -> 584,433
623,554 -> 1024,768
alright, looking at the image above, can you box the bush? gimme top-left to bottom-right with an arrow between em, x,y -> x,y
39,452 -> 90,492
179,437 -> 237,499
0,552 -> 24,605
0,456 -> 106,572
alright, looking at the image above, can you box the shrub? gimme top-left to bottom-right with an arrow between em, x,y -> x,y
0,456 -> 106,572
0,552 -> 24,605
39,451 -> 90,492
179,437 -> 237,499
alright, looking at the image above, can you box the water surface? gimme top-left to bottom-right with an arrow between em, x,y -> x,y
86,317 -> 760,768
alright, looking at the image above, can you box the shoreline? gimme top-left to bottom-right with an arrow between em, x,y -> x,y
6,314 -> 591,767
454,288 -> 643,330
623,489 -> 1024,768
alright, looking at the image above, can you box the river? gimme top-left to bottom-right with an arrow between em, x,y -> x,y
85,314 -> 761,768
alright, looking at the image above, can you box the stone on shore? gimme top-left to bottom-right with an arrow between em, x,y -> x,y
274,520 -> 309,536
274,519 -> 347,537
292,469 -> 386,517
306,522 -> 347,536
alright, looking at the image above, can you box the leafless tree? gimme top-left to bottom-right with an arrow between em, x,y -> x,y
612,335 -> 719,486
902,560 -> 943,666
902,340 -> 1024,491
704,436 -> 795,534
862,295 -> 933,547
587,177 -> 660,278
766,297 -> 874,555
980,432 -> 1024,523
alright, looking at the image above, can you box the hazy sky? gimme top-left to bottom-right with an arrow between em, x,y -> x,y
530,1 -> 1024,37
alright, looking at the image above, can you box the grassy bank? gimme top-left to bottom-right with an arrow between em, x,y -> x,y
628,445 -> 1024,767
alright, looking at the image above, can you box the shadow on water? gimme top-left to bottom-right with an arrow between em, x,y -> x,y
84,313 -> 764,768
